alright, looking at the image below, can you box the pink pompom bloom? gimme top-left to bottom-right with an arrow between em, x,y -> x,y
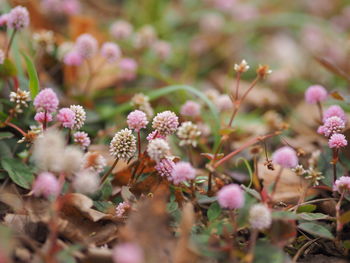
0,14 -> 8,27
101,42 -> 121,63
180,100 -> 201,117
115,201 -> 131,218
110,20 -> 133,40
318,116 -> 345,137
146,130 -> 166,141
152,111 -> 179,136
153,40 -> 171,60
323,105 -> 346,123
34,112 -> 53,123
155,158 -> 175,179
217,184 -> 245,209
170,162 -> 196,185
57,108 -> 75,128
112,243 -> 144,263
73,131 -> 91,148
127,110 -> 148,132
62,0 -> 81,15
334,176 -> 350,193
272,146 -> 298,169
63,50 -> 83,66
119,58 -> 138,80
75,33 -> 98,59
7,6 -> 29,30
304,85 -> 328,104
33,88 -> 59,113
328,133 -> 348,149
32,172 -> 60,198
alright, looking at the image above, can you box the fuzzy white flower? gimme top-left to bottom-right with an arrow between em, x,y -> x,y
249,204 -> 272,230
73,170 -> 100,194
177,121 -> 201,147
109,128 -> 137,160
61,146 -> 84,174
234,59 -> 250,73
147,138 -> 170,162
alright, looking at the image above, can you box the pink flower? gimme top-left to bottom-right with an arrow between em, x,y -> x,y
0,14 -> 8,27
170,162 -> 196,185
101,42 -> 121,63
7,6 -> 29,30
127,110 -> 148,132
304,85 -> 328,104
328,133 -> 348,149
215,95 -> 232,112
110,20 -> 133,40
152,111 -> 179,136
115,201 -> 130,218
334,176 -> 350,193
323,105 -> 346,123
32,172 -> 60,198
33,88 -> 59,113
146,131 -> 166,141
112,243 -> 144,263
180,100 -> 201,117
75,33 -> 98,59
73,131 -> 91,148
62,0 -> 81,15
217,184 -> 245,209
318,116 -> 345,137
34,112 -> 53,123
272,146 -> 298,168
64,50 -> 83,66
153,40 -> 171,60
57,108 -> 75,128
119,58 -> 138,80
155,158 -> 175,179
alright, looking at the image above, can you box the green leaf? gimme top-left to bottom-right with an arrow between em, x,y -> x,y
253,240 -> 285,263
207,202 -> 221,221
0,58 -> 17,78
340,210 -> 350,225
297,204 -> 316,213
298,212 -> 332,221
21,52 -> 39,99
272,211 -> 299,220
298,222 -> 334,240
93,201 -> 113,212
1,158 -> 34,189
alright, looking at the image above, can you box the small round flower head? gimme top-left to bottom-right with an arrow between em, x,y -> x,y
69,105 -> 86,130
72,170 -> 100,195
0,14 -> 8,27
110,129 -> 137,160
318,116 -> 345,137
115,201 -> 131,218
180,100 -> 201,117
334,176 -> 350,193
249,204 -> 272,230
57,108 -> 75,128
62,0 -> 80,15
9,89 -> 31,108
33,88 -> 59,113
75,33 -> 98,59
234,59 -> 250,73
171,162 -> 196,185
131,93 -> 153,118
110,20 -> 133,40
63,50 -> 83,66
32,172 -> 60,198
127,110 -> 148,132
215,95 -> 232,112
272,146 -> 298,169
147,138 -> 170,163
256,65 -> 272,78
34,112 -> 53,123
82,152 -> 106,174
217,184 -> 245,209
7,6 -> 29,30
61,146 -> 84,174
32,129 -> 65,172
134,25 -> 157,48
112,243 -> 144,263
155,158 -> 175,179
177,121 -> 201,147
152,111 -> 179,136
323,105 -> 346,123
101,42 -> 121,63
73,131 -> 91,149
146,130 -> 166,141
328,133 -> 348,149
0,49 -> 4,64
305,85 -> 328,104
119,58 -> 138,80
153,40 -> 171,60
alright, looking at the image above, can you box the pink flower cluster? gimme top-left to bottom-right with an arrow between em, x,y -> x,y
127,110 -> 148,132
57,108 -> 75,128
112,243 -> 144,263
6,6 -> 30,30
170,162 -> 196,185
334,176 -> 350,193
180,100 -> 201,117
73,131 -> 91,149
304,85 -> 327,104
217,184 -> 245,209
272,146 -> 298,169
32,172 -> 60,198
33,88 -> 59,113
318,105 -> 348,149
